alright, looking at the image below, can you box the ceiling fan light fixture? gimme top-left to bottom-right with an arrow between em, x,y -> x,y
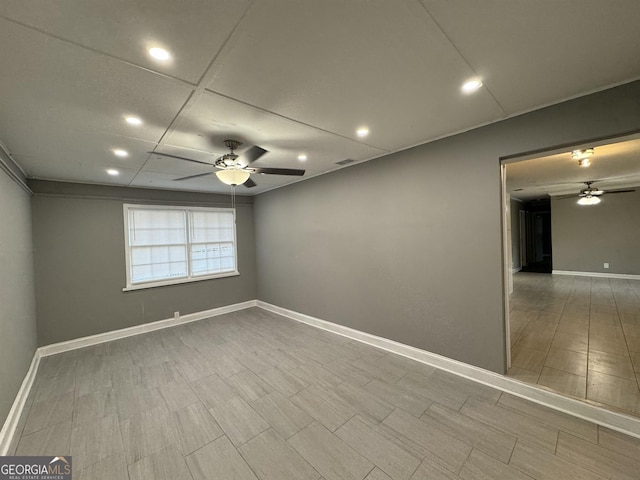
577,195 -> 601,206
571,148 -> 594,160
578,158 -> 591,167
216,169 -> 251,186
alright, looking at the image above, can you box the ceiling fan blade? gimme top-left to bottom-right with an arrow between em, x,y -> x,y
243,177 -> 257,188
148,151 -> 214,166
249,167 -> 305,176
242,145 -> 268,164
604,189 -> 636,194
173,172 -> 214,181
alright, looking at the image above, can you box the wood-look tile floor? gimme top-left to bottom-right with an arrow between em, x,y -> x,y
508,272 -> 640,418
10,307 -> 640,479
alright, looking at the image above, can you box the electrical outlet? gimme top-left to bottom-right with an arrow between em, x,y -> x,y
604,263 -> 609,269
174,311 -> 180,319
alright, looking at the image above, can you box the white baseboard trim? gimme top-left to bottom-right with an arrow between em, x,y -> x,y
38,300 -> 257,357
0,350 -> 41,456
552,270 -> 640,280
257,300 -> 640,439
511,267 -> 522,273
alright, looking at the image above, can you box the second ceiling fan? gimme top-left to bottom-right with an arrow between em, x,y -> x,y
558,180 -> 636,205
151,140 -> 305,188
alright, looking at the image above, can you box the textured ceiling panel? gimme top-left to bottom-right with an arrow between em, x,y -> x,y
0,1 -> 639,195
207,0 -> 505,151
0,0 -> 252,84
422,0 -> 640,113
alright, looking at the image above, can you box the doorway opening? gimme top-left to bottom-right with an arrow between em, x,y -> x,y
519,198 -> 552,274
501,132 -> 640,419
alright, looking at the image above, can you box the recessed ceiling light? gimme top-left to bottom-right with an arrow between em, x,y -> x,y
125,116 -> 143,126
297,154 -> 307,161
461,78 -> 483,94
107,169 -> 120,176
148,47 -> 171,61
356,127 -> 369,138
113,149 -> 129,158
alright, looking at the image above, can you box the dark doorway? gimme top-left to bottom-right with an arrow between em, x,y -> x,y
520,198 -> 552,273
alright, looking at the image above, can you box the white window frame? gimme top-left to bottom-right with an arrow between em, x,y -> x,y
122,204 -> 239,291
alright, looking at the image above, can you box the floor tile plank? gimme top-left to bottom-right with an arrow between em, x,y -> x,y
597,426 -> 640,460
335,415 -> 421,480
15,420 -> 72,456
288,422 -> 374,480
71,414 -> 124,471
251,391 -> 313,439
364,379 -> 432,417
119,406 -> 176,465
186,435 -> 258,480
556,431 -> 640,480
226,370 -> 274,403
509,440 -> 606,480
458,449 -> 529,480
128,445 -> 193,480
382,408 -> 472,474
460,396 -> 558,453
497,393 -> 597,443
239,429 -> 320,480
423,402 -> 516,464
191,373 -> 237,408
23,391 -> 74,436
76,454 -> 129,480
210,396 -> 270,447
290,385 -> 356,432
260,367 -> 309,396
173,402 -> 224,455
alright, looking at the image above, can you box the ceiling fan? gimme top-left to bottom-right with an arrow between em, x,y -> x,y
149,140 -> 305,188
560,181 -> 635,205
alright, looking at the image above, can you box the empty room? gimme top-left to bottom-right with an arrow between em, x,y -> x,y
1,2 -> 640,480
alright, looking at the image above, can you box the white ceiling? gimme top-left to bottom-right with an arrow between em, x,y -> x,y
1,1 -> 640,195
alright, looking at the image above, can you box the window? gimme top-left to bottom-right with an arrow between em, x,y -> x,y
123,204 -> 238,290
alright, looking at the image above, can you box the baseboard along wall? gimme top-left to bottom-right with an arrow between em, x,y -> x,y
552,270 -> 640,280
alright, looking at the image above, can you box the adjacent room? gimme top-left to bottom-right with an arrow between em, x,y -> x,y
2,2 -> 640,479
505,136 -> 640,417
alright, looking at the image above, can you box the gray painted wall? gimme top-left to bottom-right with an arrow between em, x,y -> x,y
552,189 -> 640,275
254,81 -> 640,374
0,168 -> 37,428
31,181 -> 257,346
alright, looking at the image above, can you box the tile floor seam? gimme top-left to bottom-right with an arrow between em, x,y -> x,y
238,435 -> 267,480
613,284 -> 640,392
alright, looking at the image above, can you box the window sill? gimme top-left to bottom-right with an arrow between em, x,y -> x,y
123,271 -> 239,292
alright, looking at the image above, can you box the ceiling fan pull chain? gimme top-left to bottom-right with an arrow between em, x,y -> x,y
231,184 -> 236,210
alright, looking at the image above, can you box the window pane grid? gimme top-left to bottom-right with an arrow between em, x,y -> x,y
125,206 -> 237,287
190,242 -> 235,276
